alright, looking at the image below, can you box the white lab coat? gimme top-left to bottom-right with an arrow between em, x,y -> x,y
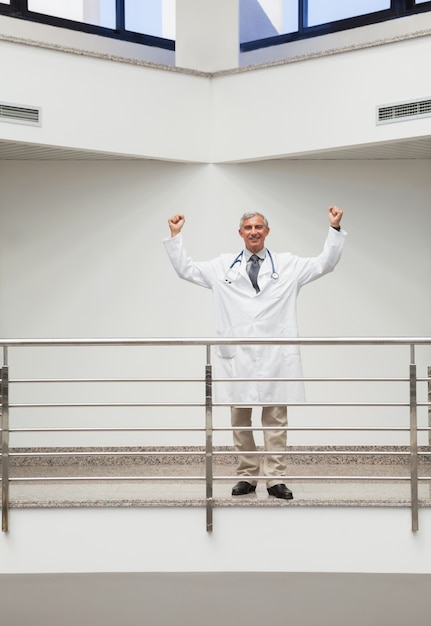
164,227 -> 346,405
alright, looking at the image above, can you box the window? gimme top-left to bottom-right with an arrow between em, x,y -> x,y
307,0 -> 390,27
0,0 -> 175,50
28,0 -> 116,28
125,0 -> 175,40
240,0 -> 431,51
240,0 -> 298,44
1,1 -> 430,53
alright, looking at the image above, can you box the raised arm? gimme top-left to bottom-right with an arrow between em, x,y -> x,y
291,206 -> 346,286
164,214 -> 215,289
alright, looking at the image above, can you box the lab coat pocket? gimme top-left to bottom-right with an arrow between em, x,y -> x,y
216,344 -> 236,359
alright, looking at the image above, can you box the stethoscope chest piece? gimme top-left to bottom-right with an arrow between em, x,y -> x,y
224,268 -> 240,284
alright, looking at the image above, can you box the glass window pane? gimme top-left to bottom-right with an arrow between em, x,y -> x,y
125,0 -> 175,39
0,1 -> 11,4
28,0 -> 116,28
240,0 -> 298,44
308,0 -> 390,27
416,0 -> 430,4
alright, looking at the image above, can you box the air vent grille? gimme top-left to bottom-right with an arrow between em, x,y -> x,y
377,98 -> 431,125
0,103 -> 41,126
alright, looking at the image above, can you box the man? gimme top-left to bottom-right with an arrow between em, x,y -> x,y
164,207 -> 345,499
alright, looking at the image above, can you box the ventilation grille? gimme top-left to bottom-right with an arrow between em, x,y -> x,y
0,103 -> 41,126
377,98 -> 431,125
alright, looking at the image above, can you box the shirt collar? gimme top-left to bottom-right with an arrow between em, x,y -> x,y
244,248 -> 267,262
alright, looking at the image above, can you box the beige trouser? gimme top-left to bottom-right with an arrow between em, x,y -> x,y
230,405 -> 288,488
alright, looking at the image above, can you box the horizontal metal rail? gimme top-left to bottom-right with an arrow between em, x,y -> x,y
0,337 -> 430,346
3,475 -> 430,483
7,449 -> 426,457
6,376 -> 430,384
8,402 -> 418,408
9,450 -> 206,457
9,377 -> 422,383
9,378 -> 206,384
5,426 -> 412,433
8,427 -> 206,433
9,402 -> 205,408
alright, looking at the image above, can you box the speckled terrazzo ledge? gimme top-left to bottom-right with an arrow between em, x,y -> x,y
9,482 -> 431,510
0,33 -> 211,77
9,445 -> 431,468
219,28 -> 431,75
2,27 -> 431,78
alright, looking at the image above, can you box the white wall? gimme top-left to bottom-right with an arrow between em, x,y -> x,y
0,39 -> 209,162
176,0 -> 238,72
212,35 -> 431,162
0,159 -> 430,449
1,507 -> 431,575
3,159 -> 429,340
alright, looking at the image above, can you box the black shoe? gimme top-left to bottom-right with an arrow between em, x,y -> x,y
267,484 -> 293,500
232,481 -> 257,496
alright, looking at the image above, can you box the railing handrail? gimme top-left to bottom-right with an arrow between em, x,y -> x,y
0,336 -> 431,348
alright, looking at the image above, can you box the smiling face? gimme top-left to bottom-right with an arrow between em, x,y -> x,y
238,214 -> 270,253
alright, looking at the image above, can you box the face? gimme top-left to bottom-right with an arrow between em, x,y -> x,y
239,215 -> 270,253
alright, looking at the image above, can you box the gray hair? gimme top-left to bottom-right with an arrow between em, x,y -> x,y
239,212 -> 269,229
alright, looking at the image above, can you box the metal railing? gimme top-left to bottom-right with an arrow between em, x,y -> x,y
1,337 -> 430,533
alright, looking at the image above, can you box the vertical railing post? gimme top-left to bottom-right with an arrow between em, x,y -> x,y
205,344 -> 213,532
409,344 -> 419,532
1,347 -> 10,533
428,366 -> 431,447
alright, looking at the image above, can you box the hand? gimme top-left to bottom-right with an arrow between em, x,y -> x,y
328,205 -> 343,228
168,214 -> 185,237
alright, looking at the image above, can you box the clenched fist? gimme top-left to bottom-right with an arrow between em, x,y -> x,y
328,206 -> 343,228
168,214 -> 185,237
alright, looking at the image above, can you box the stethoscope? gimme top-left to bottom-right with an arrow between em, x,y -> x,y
224,249 -> 279,284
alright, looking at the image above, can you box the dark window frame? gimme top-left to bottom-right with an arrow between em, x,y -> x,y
1,1 -> 430,54
0,0 -> 175,51
240,0 -> 431,52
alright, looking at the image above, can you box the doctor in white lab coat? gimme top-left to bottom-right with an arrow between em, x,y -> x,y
164,207 -> 346,499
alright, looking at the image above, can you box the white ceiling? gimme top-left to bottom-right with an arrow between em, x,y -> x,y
0,136 -> 431,161
284,135 -> 431,160
0,139 -> 146,161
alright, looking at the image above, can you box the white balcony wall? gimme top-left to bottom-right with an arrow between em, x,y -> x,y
1,508 -> 431,578
212,35 -> 431,162
0,38 -> 208,162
